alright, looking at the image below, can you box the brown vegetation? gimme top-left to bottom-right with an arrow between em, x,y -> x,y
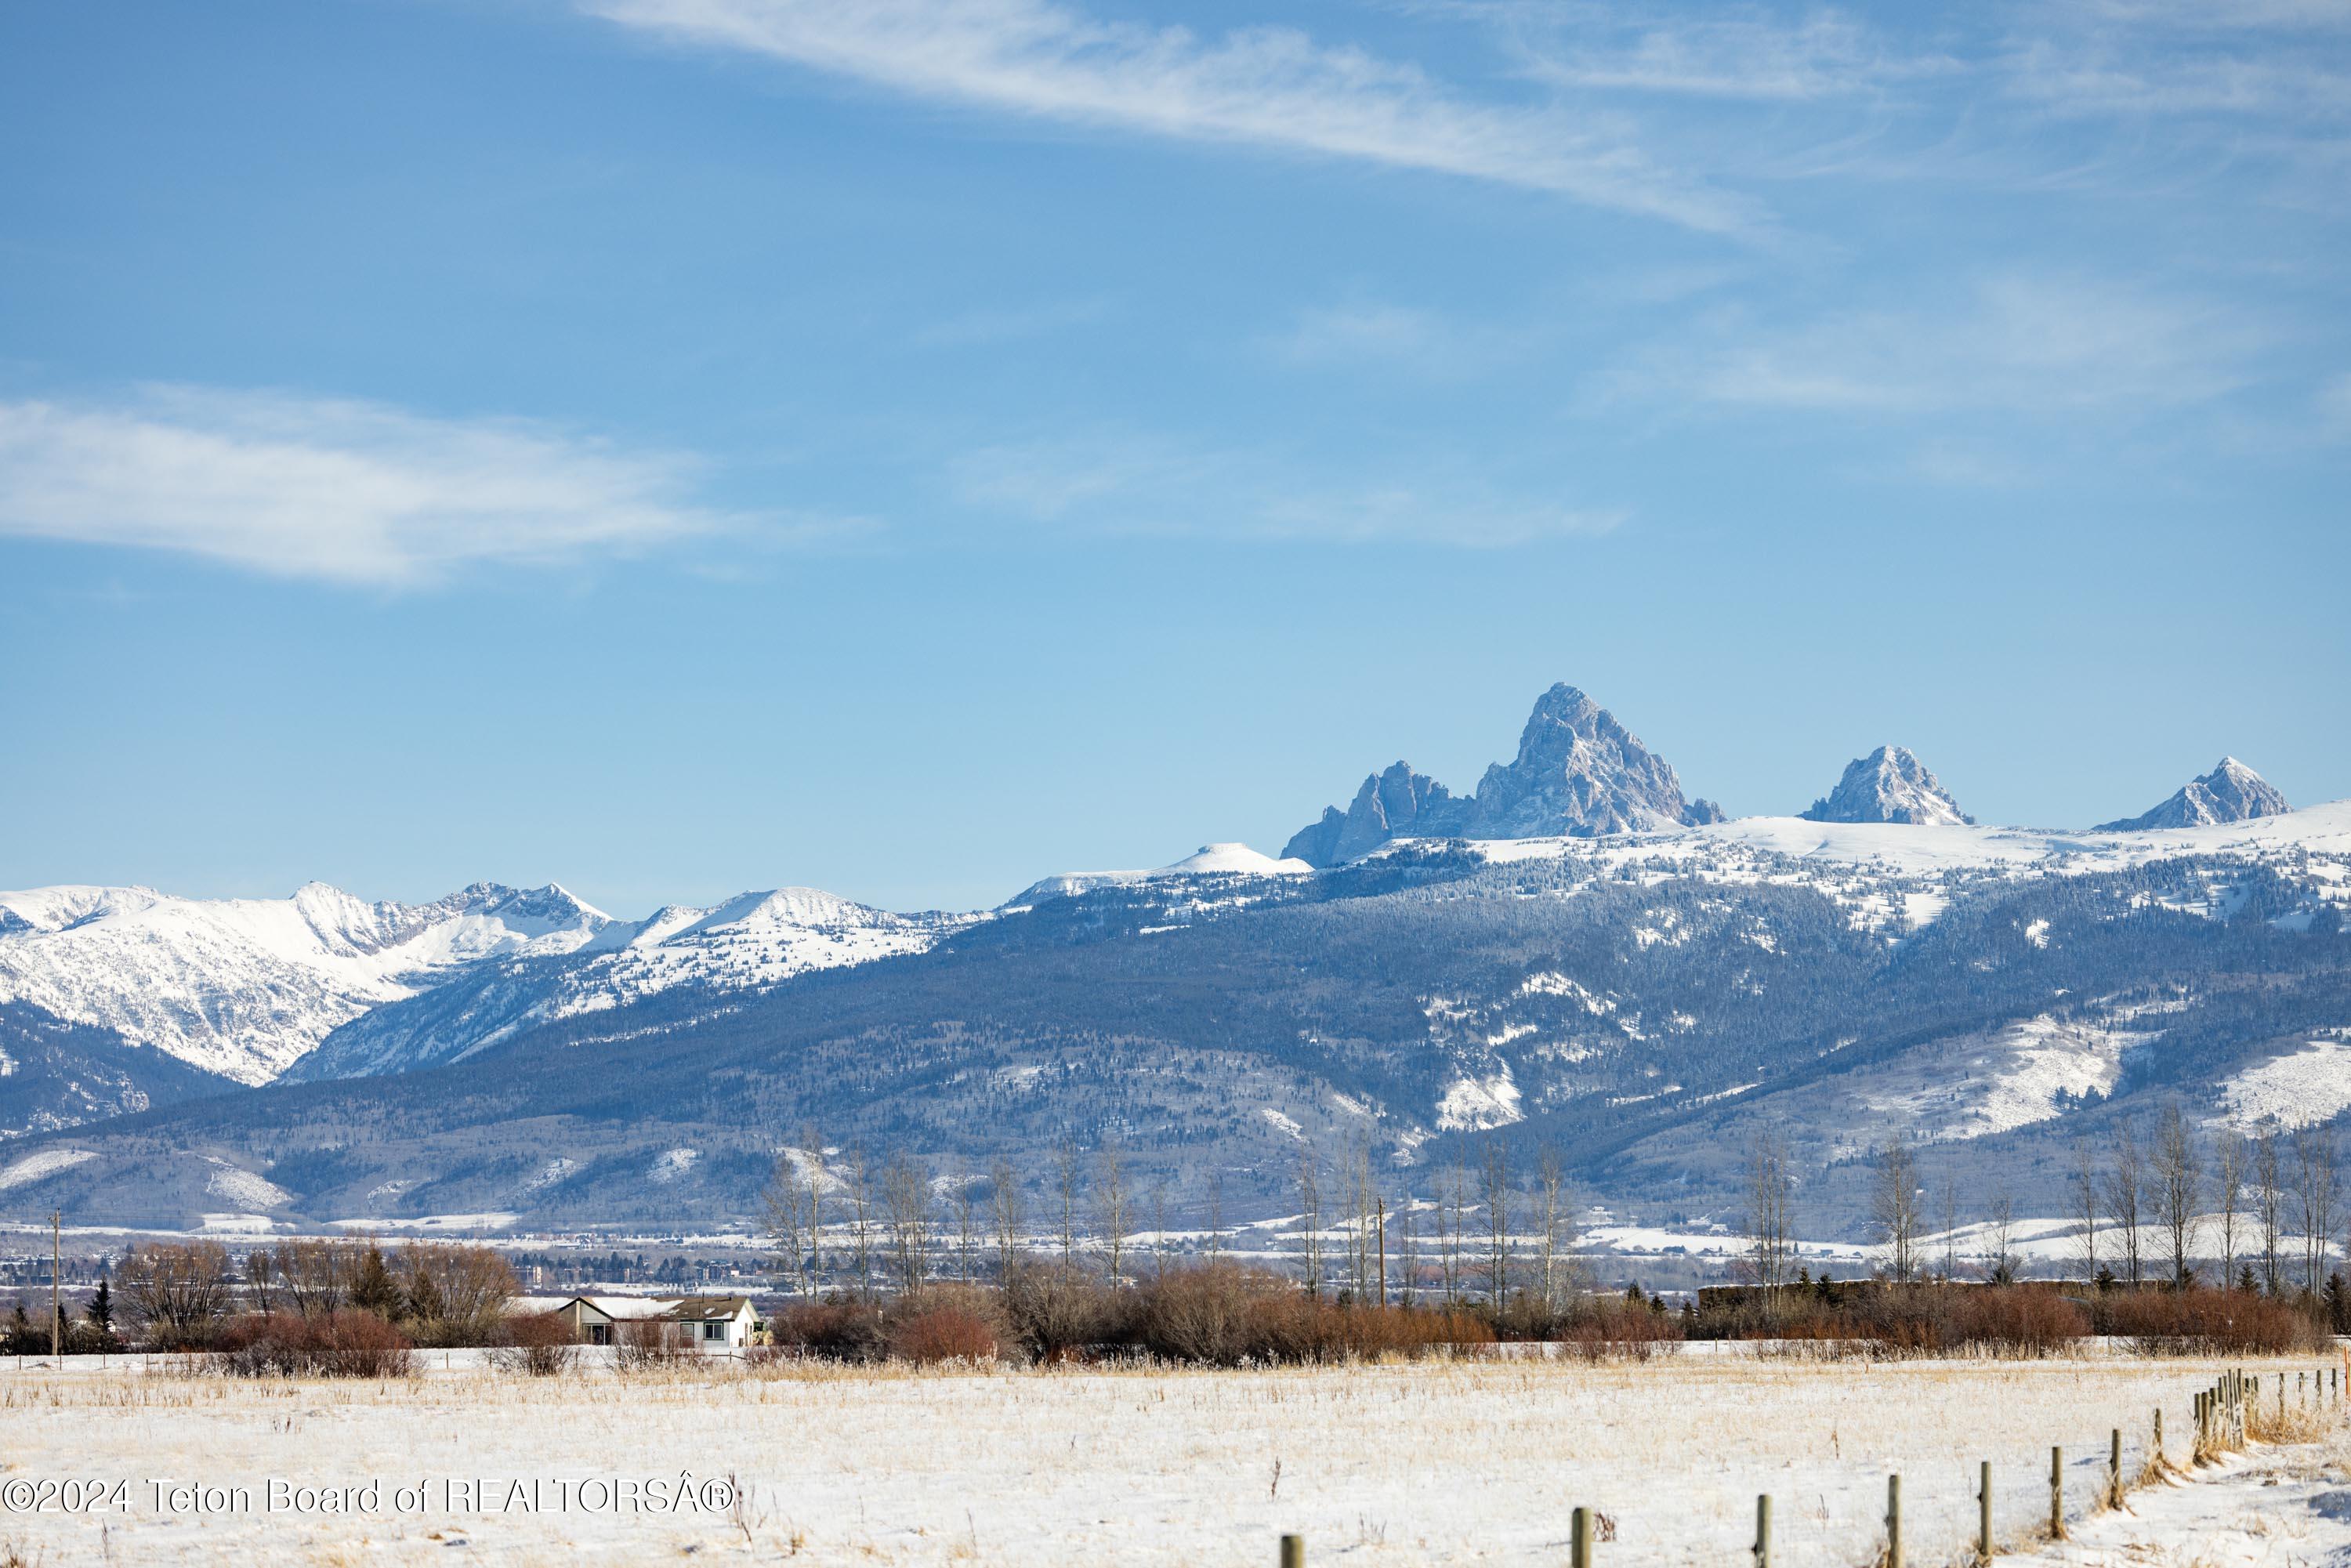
490,1311 -> 580,1376
214,1310 -> 415,1378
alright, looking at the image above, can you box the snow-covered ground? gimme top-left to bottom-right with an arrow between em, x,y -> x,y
0,1354 -> 2337,1565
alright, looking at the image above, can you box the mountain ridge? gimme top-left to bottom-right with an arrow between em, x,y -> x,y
2098,757 -> 2290,832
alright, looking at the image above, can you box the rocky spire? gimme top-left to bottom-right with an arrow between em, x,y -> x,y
1799,746 -> 1971,826
2096,757 -> 2289,831
1281,684 -> 1719,867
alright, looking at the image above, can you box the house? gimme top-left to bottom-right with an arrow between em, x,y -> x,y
509,1294 -> 759,1351
657,1295 -> 759,1350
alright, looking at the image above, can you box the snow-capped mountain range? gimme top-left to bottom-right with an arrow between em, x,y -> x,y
0,881 -> 613,1084
0,878 -> 970,1088
1282,683 -> 1723,865
0,680 -> 2335,1218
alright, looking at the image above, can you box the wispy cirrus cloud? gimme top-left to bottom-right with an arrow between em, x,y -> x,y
1265,299 -> 1527,378
1509,5 -> 1951,102
1612,274 -> 2269,417
0,387 -> 835,586
579,0 -> 1760,234
950,429 -> 1621,545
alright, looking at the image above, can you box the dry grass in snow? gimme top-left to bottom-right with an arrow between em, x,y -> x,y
0,1354 -> 2340,1565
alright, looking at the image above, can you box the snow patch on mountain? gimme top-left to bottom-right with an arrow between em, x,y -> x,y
2217,1034 -> 2351,1130
1436,1067 -> 1524,1132
1012,843 -> 1311,904
203,1160 -> 292,1209
0,1146 -> 96,1192
1433,799 -> 2351,937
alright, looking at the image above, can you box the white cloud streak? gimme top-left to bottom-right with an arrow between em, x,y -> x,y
0,388 -> 761,585
950,431 -> 1621,546
1617,275 -> 2268,416
580,0 -> 1759,234
1515,7 -> 1950,102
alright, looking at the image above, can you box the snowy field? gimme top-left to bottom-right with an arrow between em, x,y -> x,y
3,1353 -> 2346,1565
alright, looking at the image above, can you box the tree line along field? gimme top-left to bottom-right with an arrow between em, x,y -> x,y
2,1354 -> 2342,1566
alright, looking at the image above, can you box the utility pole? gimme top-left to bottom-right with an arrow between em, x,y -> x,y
51,1211 -> 63,1360
1376,1199 -> 1387,1307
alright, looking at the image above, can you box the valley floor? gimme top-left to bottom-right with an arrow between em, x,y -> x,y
0,1353 -> 2342,1565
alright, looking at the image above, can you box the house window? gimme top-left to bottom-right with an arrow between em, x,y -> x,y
702,1322 -> 725,1342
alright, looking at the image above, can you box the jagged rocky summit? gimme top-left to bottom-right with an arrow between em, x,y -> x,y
2097,757 -> 2290,831
1282,683 -> 1723,867
1799,745 -> 1972,826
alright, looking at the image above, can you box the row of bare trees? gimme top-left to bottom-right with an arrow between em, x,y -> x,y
107,1237 -> 518,1349
1832,1109 -> 2346,1295
763,1129 -> 1584,1309
2074,1109 -> 2338,1293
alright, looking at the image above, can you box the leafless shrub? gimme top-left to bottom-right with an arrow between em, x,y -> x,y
120,1241 -> 234,1349
614,1318 -> 697,1370
397,1244 -> 519,1346
488,1310 -> 578,1376
215,1310 -> 414,1378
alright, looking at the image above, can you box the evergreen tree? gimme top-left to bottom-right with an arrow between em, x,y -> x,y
2238,1263 -> 2258,1294
404,1267 -> 446,1326
349,1248 -> 403,1320
87,1277 -> 113,1337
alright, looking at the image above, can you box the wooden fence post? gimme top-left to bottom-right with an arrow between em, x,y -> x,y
1280,1534 -> 1303,1568
1886,1474 -> 1903,1568
2109,1429 -> 2121,1506
1977,1461 -> 1992,1566
1571,1507 -> 1591,1568
2049,1446 -> 2064,1540
1754,1494 -> 1771,1568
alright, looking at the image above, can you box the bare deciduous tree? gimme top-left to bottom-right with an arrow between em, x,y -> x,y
1394,1195 -> 1419,1309
843,1144 -> 876,1298
2103,1121 -> 2146,1288
121,1241 -> 233,1345
1981,1189 -> 2019,1285
1439,1163 -> 1467,1307
1296,1143 -> 1324,1298
1937,1170 -> 1960,1284
2070,1138 -> 2100,1286
951,1162 -> 979,1283
1538,1146 -> 1572,1312
2291,1122 -> 2339,1295
2151,1103 -> 2201,1288
988,1157 -> 1022,1280
881,1154 -> 933,1294
1871,1135 -> 1922,1284
1479,1135 -> 1511,1306
1744,1128 -> 1795,1306
1097,1143 -> 1130,1284
1054,1139 -> 1081,1275
2213,1128 -> 2246,1288
397,1244 -> 517,1334
2255,1130 -> 2284,1295
1204,1171 -> 1225,1268
763,1148 -> 818,1298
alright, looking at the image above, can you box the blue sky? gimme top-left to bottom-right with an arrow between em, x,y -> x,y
2,0 -> 2346,916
